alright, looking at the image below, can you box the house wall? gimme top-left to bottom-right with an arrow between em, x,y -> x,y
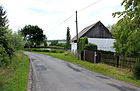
71,42 -> 77,54
71,38 -> 115,53
88,38 -> 115,52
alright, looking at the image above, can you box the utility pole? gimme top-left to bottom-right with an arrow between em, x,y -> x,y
75,11 -> 79,60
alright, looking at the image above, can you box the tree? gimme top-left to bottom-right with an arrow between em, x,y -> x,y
107,24 -> 117,35
65,27 -> 71,50
112,0 -> 140,57
0,5 -> 8,27
43,35 -> 47,47
112,0 -> 140,30
0,6 -> 14,66
20,25 -> 45,48
6,30 -> 25,50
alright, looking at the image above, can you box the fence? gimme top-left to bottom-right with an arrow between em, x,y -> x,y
81,50 -> 139,69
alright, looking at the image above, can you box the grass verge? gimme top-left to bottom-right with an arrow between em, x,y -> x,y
0,51 -> 29,91
33,51 -> 140,87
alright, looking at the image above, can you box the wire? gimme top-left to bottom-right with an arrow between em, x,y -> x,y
47,13 -> 75,31
47,0 -> 101,31
78,0 -> 101,12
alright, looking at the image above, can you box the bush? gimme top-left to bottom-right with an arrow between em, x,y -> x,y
59,50 -> 64,53
78,36 -> 88,51
97,50 -> 114,55
84,43 -> 97,51
132,59 -> 140,80
56,43 -> 66,47
50,50 -> 57,53
0,45 -> 10,66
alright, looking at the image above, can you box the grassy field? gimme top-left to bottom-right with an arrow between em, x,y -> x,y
0,51 -> 29,91
33,51 -> 140,87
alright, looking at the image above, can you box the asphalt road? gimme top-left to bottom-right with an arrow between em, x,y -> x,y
24,52 -> 140,91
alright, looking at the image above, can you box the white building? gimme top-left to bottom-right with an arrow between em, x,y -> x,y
71,21 -> 115,53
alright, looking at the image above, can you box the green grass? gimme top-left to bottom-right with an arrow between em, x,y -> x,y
33,51 -> 140,87
0,51 -> 29,91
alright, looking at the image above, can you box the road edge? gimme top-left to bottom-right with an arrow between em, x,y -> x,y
26,58 -> 32,91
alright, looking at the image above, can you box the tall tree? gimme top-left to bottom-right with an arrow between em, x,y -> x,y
0,5 -> 8,27
112,0 -> 140,56
20,25 -> 45,48
0,6 -> 14,57
66,27 -> 71,50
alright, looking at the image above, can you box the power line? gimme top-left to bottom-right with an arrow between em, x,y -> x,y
47,0 -> 101,31
78,0 -> 101,12
47,13 -> 75,31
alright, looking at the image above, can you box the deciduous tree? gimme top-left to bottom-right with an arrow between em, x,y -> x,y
20,25 -> 45,47
112,0 -> 140,57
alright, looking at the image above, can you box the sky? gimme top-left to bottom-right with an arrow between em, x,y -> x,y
0,0 -> 124,40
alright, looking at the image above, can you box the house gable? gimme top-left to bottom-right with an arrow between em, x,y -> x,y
82,21 -> 112,38
72,21 -> 113,42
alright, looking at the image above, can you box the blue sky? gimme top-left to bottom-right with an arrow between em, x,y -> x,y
0,0 -> 124,40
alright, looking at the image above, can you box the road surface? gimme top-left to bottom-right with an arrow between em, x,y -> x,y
24,52 -> 140,91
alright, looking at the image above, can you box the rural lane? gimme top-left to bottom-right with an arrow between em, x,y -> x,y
24,52 -> 140,91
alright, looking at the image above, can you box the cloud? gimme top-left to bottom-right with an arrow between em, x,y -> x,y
0,0 -> 124,40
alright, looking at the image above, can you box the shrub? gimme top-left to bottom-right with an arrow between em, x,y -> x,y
84,43 -> 97,51
59,50 -> 64,53
78,36 -> 88,51
132,59 -> 140,80
97,50 -> 114,55
51,50 -> 57,53
0,45 -> 10,66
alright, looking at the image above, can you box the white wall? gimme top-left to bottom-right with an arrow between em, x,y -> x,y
71,42 -> 77,54
88,38 -> 115,52
71,38 -> 115,52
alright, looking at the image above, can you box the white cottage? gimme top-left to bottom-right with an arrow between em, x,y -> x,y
71,21 -> 115,53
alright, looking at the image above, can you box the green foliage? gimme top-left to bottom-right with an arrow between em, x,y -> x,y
0,27 -> 14,57
0,5 -> 8,27
47,46 -> 64,49
0,6 -> 14,66
84,43 -> 97,51
20,25 -> 46,47
113,0 -> 140,26
43,36 -> 47,47
44,41 -> 47,47
56,43 -> 66,47
132,59 -> 140,80
66,27 -> 71,50
112,0 -> 140,57
107,24 -> 118,35
6,30 -> 25,50
78,36 -> 88,51
97,50 -> 114,55
0,5 -> 25,67
0,45 -> 10,66
24,42 -> 30,48
50,40 -> 58,46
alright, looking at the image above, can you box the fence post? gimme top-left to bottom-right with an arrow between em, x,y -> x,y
117,55 -> 119,68
84,50 -> 85,61
94,51 -> 97,63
